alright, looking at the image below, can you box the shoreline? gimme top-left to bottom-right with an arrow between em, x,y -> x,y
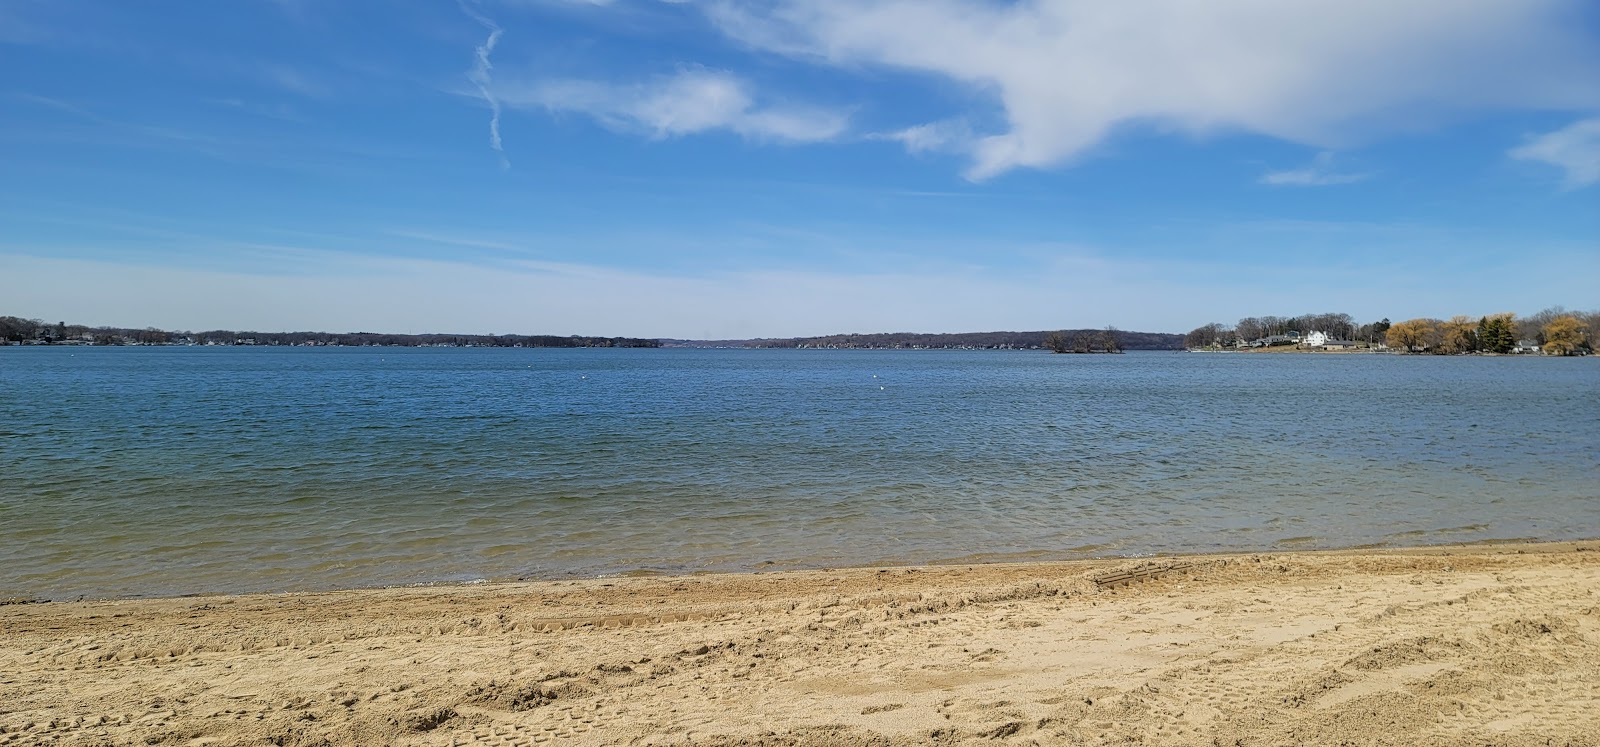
5,541 -> 1598,745
1186,345 -> 1596,356
7,535 -> 1587,605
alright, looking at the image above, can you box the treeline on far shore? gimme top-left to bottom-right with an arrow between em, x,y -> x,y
0,316 -> 660,348
1185,307 -> 1596,355
745,329 -> 1182,350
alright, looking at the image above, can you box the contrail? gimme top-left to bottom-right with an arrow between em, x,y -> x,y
458,0 -> 507,167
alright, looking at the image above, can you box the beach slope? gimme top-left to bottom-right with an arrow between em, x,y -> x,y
3,543 -> 1597,746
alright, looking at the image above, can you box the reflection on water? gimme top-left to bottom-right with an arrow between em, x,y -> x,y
2,347 -> 1595,599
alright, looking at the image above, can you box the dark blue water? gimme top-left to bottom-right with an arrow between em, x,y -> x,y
2,347 -> 1596,599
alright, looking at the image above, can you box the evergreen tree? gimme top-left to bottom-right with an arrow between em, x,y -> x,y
1477,313 -> 1516,354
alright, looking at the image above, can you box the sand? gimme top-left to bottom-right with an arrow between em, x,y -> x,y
3,542 -> 1598,746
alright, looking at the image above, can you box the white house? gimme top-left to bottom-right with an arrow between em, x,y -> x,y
1303,331 -> 1329,347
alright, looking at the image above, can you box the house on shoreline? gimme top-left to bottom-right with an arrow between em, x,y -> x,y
1247,332 -> 1300,348
1303,331 -> 1361,350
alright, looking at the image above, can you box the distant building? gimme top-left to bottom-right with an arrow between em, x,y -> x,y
1512,339 -> 1541,354
1301,331 -> 1360,349
1249,333 -> 1300,348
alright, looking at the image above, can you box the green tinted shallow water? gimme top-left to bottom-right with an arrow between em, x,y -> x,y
1,347 -> 1595,599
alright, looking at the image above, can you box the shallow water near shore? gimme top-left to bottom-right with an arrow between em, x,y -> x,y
2,346 -> 1596,599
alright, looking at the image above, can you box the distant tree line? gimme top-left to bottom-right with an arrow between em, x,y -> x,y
1043,327 -> 1123,354
1383,309 -> 1593,355
1185,312 -> 1373,348
749,329 -> 1181,350
0,316 -> 660,348
1184,307 -> 1596,356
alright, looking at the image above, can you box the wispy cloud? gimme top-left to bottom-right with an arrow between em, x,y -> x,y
9,93 -> 235,150
0,1 -> 55,45
262,65 -> 330,98
499,0 -> 618,6
1510,117 -> 1600,188
11,92 -> 96,117
706,0 -> 1600,179
204,97 -> 305,123
384,229 -> 526,253
459,0 -> 508,167
264,0 -> 316,25
499,67 -> 847,143
1260,152 -> 1370,187
885,119 -> 974,156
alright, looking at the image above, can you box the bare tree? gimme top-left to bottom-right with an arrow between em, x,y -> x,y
1072,331 -> 1092,353
1044,331 -> 1068,353
1099,326 -> 1123,353
1519,306 -> 1567,344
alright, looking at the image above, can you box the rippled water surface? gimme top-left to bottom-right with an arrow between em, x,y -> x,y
2,347 -> 1596,599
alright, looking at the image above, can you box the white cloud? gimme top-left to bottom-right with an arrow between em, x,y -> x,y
1260,151 -> 1369,187
706,0 -> 1600,179
886,119 -> 974,155
459,0 -> 508,166
499,68 -> 847,143
1510,117 -> 1600,188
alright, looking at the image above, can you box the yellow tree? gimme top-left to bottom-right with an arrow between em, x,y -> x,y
1542,316 -> 1589,356
1437,316 -> 1478,354
1385,318 -> 1436,352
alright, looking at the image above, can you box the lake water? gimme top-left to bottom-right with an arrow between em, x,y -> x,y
2,347 -> 1596,600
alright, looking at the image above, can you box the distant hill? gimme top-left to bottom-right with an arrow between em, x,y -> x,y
663,330 -> 1183,350
0,316 -> 660,348
656,338 -> 796,349
4,315 -> 1181,351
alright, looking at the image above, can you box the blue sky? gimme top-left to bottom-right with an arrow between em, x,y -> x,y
2,0 -> 1597,337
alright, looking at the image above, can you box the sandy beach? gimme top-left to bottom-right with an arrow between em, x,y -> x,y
3,542 -> 1597,746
